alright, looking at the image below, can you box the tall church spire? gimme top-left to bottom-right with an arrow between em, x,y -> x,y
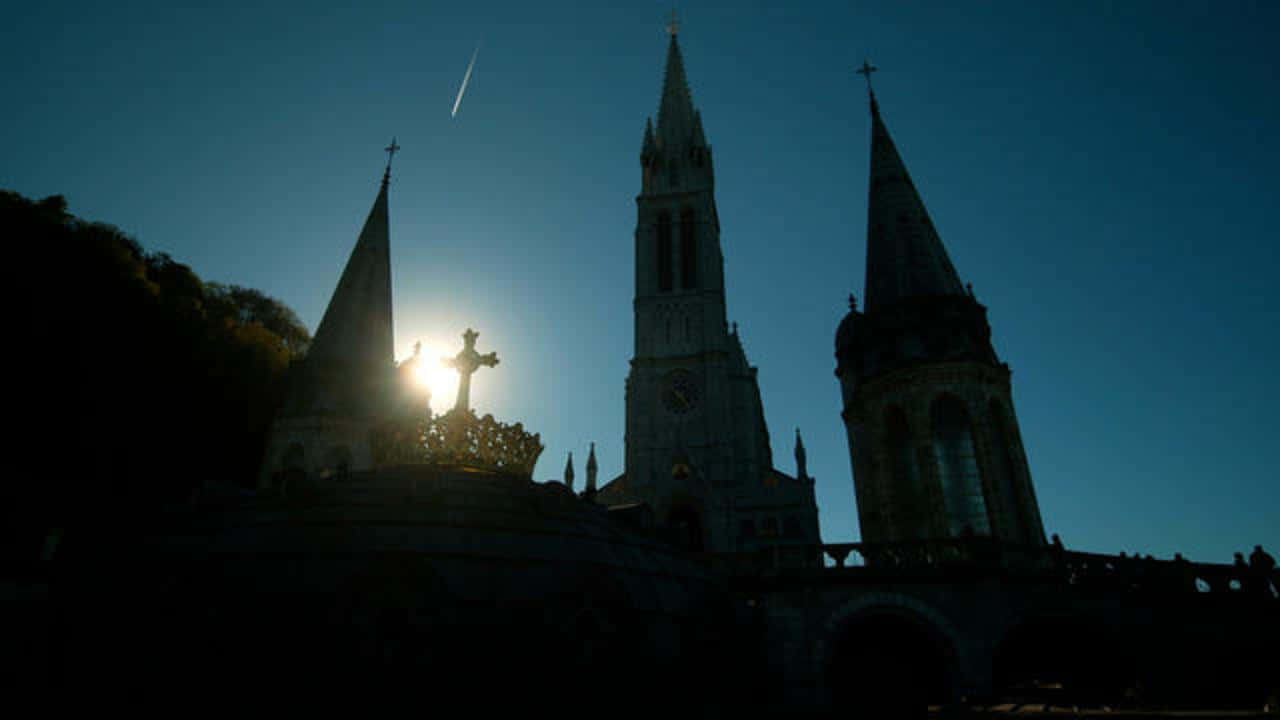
305,165 -> 395,375
862,81 -> 966,312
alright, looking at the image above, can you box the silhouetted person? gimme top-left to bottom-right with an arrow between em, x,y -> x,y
1250,545 -> 1275,572
1248,545 -> 1275,597
1172,552 -> 1195,593
1234,552 -> 1249,592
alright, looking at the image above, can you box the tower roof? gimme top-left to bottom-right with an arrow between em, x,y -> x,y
306,171 -> 395,374
655,32 -> 700,149
863,92 -> 966,312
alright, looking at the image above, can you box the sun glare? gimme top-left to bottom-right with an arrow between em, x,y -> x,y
406,342 -> 458,412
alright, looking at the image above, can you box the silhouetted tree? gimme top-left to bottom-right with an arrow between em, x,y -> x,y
2,189 -> 309,574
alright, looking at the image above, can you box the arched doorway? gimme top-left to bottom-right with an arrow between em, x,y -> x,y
827,607 -> 956,717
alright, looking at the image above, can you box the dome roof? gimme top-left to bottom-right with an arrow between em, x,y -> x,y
835,308 -> 861,352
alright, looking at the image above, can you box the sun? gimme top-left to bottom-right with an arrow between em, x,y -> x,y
407,341 -> 458,411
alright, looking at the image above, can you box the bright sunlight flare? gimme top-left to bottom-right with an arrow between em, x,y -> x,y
406,341 -> 458,411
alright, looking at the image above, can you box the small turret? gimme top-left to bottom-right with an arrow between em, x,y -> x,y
563,451 -> 575,492
794,428 -> 808,481
586,442 -> 598,494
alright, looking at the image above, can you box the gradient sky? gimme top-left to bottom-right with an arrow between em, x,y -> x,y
5,1 -> 1277,562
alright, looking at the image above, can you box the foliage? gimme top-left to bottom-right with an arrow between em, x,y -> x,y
2,189 -> 310,567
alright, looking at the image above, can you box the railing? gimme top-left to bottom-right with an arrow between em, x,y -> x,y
810,539 -> 1280,600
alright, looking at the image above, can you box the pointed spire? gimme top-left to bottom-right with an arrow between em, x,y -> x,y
862,76 -> 966,312
656,25 -> 698,149
586,442 -> 598,494
794,428 -> 808,480
305,155 -> 395,379
642,117 -> 656,157
564,451 -> 575,492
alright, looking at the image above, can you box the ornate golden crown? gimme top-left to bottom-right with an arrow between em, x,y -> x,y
371,408 -> 544,478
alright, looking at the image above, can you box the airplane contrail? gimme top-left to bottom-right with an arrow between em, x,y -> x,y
452,46 -> 479,118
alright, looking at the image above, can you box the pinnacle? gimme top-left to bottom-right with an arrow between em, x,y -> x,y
656,32 -> 698,149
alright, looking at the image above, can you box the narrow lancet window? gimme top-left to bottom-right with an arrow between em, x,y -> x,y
680,208 -> 697,289
657,213 -> 673,292
931,395 -> 991,537
886,407 -> 927,539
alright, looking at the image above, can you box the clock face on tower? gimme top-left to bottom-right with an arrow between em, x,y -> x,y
661,369 -> 699,415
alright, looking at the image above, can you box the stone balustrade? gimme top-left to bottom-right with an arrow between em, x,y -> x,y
804,539 -> 1279,601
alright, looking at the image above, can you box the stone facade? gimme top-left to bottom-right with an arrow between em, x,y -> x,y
842,361 -> 1045,545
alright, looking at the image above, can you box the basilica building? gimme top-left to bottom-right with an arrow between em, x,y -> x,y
28,21 -> 1277,715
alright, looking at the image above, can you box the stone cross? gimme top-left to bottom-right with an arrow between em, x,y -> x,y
382,137 -> 401,185
385,137 -> 401,167
855,60 -> 878,91
443,328 -> 499,413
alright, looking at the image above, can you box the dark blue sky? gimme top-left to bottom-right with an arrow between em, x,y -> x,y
5,1 -> 1277,561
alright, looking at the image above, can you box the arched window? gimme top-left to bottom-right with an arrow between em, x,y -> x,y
680,208 -> 697,289
989,401 -> 1025,542
886,407 -> 927,538
656,212 -> 673,292
931,395 -> 991,536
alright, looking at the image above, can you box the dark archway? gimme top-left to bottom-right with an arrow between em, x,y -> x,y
827,608 -> 956,717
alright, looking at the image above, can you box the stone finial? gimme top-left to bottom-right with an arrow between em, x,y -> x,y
794,427 -> 808,480
586,442 -> 598,493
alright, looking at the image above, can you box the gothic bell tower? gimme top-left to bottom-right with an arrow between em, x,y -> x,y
607,20 -> 819,563
835,72 -> 1046,547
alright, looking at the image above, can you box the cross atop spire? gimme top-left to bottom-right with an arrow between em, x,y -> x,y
383,137 -> 400,186
855,60 -> 879,112
666,8 -> 679,36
